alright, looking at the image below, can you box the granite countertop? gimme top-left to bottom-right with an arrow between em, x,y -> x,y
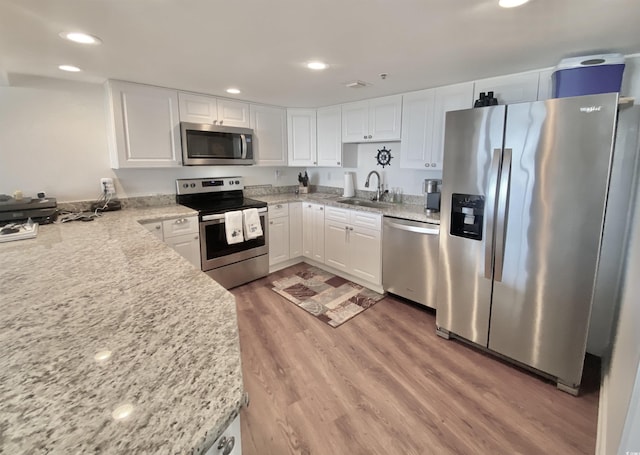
0,204 -> 243,454
255,193 -> 441,225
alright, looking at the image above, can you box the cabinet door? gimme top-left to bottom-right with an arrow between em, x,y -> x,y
431,82 -> 474,170
349,226 -> 382,285
269,215 -> 290,266
341,101 -> 369,143
368,95 -> 402,141
251,104 -> 287,166
141,221 -> 164,240
106,81 -> 182,168
473,72 -> 540,105
324,220 -> 349,272
287,109 -> 317,166
400,89 -> 436,169
312,205 -> 325,263
178,92 -> 218,123
289,202 -> 303,258
165,232 -> 201,268
302,203 -> 314,259
217,99 -> 250,127
316,106 -> 343,167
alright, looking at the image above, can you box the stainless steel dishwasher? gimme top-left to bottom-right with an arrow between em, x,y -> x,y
383,216 -> 439,308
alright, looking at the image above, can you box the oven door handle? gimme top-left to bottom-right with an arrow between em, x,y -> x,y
201,207 -> 267,222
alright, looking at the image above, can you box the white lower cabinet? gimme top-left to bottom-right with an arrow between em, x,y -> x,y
268,204 -> 290,266
289,202 -> 303,258
302,203 -> 325,263
141,216 -> 200,268
324,207 -> 382,286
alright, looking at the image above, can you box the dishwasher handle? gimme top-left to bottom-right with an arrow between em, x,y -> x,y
385,219 -> 439,235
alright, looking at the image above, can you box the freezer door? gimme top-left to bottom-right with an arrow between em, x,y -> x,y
436,105 -> 506,346
488,94 -> 618,386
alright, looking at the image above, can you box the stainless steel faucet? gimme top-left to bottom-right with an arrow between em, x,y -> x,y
365,170 -> 382,201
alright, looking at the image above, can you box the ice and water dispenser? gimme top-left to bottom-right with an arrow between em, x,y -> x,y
450,194 -> 484,241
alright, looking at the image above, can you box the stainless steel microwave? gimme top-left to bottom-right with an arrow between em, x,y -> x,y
180,122 -> 254,165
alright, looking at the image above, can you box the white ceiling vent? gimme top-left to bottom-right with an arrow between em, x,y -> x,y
345,80 -> 369,88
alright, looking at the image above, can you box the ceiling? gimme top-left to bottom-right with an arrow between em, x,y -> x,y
1,0 -> 639,107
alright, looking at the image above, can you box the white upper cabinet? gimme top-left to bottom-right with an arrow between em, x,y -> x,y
342,95 -> 402,143
400,83 -> 473,170
430,82 -> 475,169
106,80 -> 182,169
400,89 -> 436,170
178,92 -> 250,127
473,72 -> 540,105
287,109 -> 317,166
178,92 -> 218,123
250,104 -> 287,166
316,106 -> 343,167
217,99 -> 251,128
537,69 -> 554,101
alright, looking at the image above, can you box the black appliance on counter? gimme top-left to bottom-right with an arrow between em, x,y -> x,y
176,177 -> 268,289
0,195 -> 58,225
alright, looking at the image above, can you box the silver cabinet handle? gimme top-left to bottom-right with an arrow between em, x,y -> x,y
344,226 -> 348,231
425,163 -> 430,167
212,120 -> 218,124
349,227 -> 354,231
363,135 -> 367,139
276,204 -> 282,208
219,120 -> 224,125
155,225 -> 161,230
270,221 -> 273,225
217,436 -> 235,455
368,135 -> 372,139
431,163 -> 436,167
337,161 -> 340,165
320,207 -> 323,211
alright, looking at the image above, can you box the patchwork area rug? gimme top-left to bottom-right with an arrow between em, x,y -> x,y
271,266 -> 385,327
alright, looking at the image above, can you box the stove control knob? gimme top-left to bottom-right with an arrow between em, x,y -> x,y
235,180 -> 240,185
183,183 -> 188,188
229,180 -> 234,185
190,183 -> 196,188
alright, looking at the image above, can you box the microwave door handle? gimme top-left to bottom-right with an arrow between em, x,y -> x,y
240,134 -> 247,159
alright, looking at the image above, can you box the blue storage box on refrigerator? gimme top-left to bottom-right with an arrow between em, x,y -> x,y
552,54 -> 625,98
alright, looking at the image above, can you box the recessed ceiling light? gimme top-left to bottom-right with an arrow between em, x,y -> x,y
307,61 -> 328,70
498,0 -> 530,7
58,65 -> 81,72
59,32 -> 102,45
226,88 -> 241,94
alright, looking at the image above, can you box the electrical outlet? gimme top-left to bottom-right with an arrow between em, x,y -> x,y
100,177 -> 116,195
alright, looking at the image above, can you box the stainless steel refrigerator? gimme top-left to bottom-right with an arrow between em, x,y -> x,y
435,93 -> 640,395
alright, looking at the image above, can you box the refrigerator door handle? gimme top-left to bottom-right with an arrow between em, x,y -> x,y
484,148 -> 502,280
494,148 -> 512,282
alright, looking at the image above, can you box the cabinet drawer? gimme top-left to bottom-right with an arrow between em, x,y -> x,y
350,211 -> 382,231
141,221 -> 164,240
269,203 -> 289,219
162,216 -> 198,238
325,206 -> 349,223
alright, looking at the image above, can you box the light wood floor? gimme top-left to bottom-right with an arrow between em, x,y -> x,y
231,263 -> 599,455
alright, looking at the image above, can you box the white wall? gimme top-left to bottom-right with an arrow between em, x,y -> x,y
0,75 -> 302,202
308,141 -> 442,196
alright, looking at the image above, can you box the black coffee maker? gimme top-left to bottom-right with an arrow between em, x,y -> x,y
424,179 -> 441,214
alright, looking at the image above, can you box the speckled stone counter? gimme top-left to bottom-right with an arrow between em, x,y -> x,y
0,204 -> 243,454
255,193 -> 441,225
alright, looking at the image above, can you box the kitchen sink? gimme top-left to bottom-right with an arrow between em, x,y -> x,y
336,198 -> 392,209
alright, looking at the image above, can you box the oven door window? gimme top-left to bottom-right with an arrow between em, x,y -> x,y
186,130 -> 242,160
203,217 -> 266,259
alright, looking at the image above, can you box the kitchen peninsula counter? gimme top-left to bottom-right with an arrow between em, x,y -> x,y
254,192 -> 441,224
0,205 -> 243,454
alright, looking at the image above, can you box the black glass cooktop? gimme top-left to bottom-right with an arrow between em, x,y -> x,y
178,194 -> 267,216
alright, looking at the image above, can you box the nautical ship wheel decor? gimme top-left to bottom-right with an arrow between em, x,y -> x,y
376,146 -> 393,168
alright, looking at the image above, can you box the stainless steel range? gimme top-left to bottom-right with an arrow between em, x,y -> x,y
176,177 -> 268,289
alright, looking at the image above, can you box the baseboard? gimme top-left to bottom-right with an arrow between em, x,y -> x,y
269,256 -> 304,274
301,258 -> 385,294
